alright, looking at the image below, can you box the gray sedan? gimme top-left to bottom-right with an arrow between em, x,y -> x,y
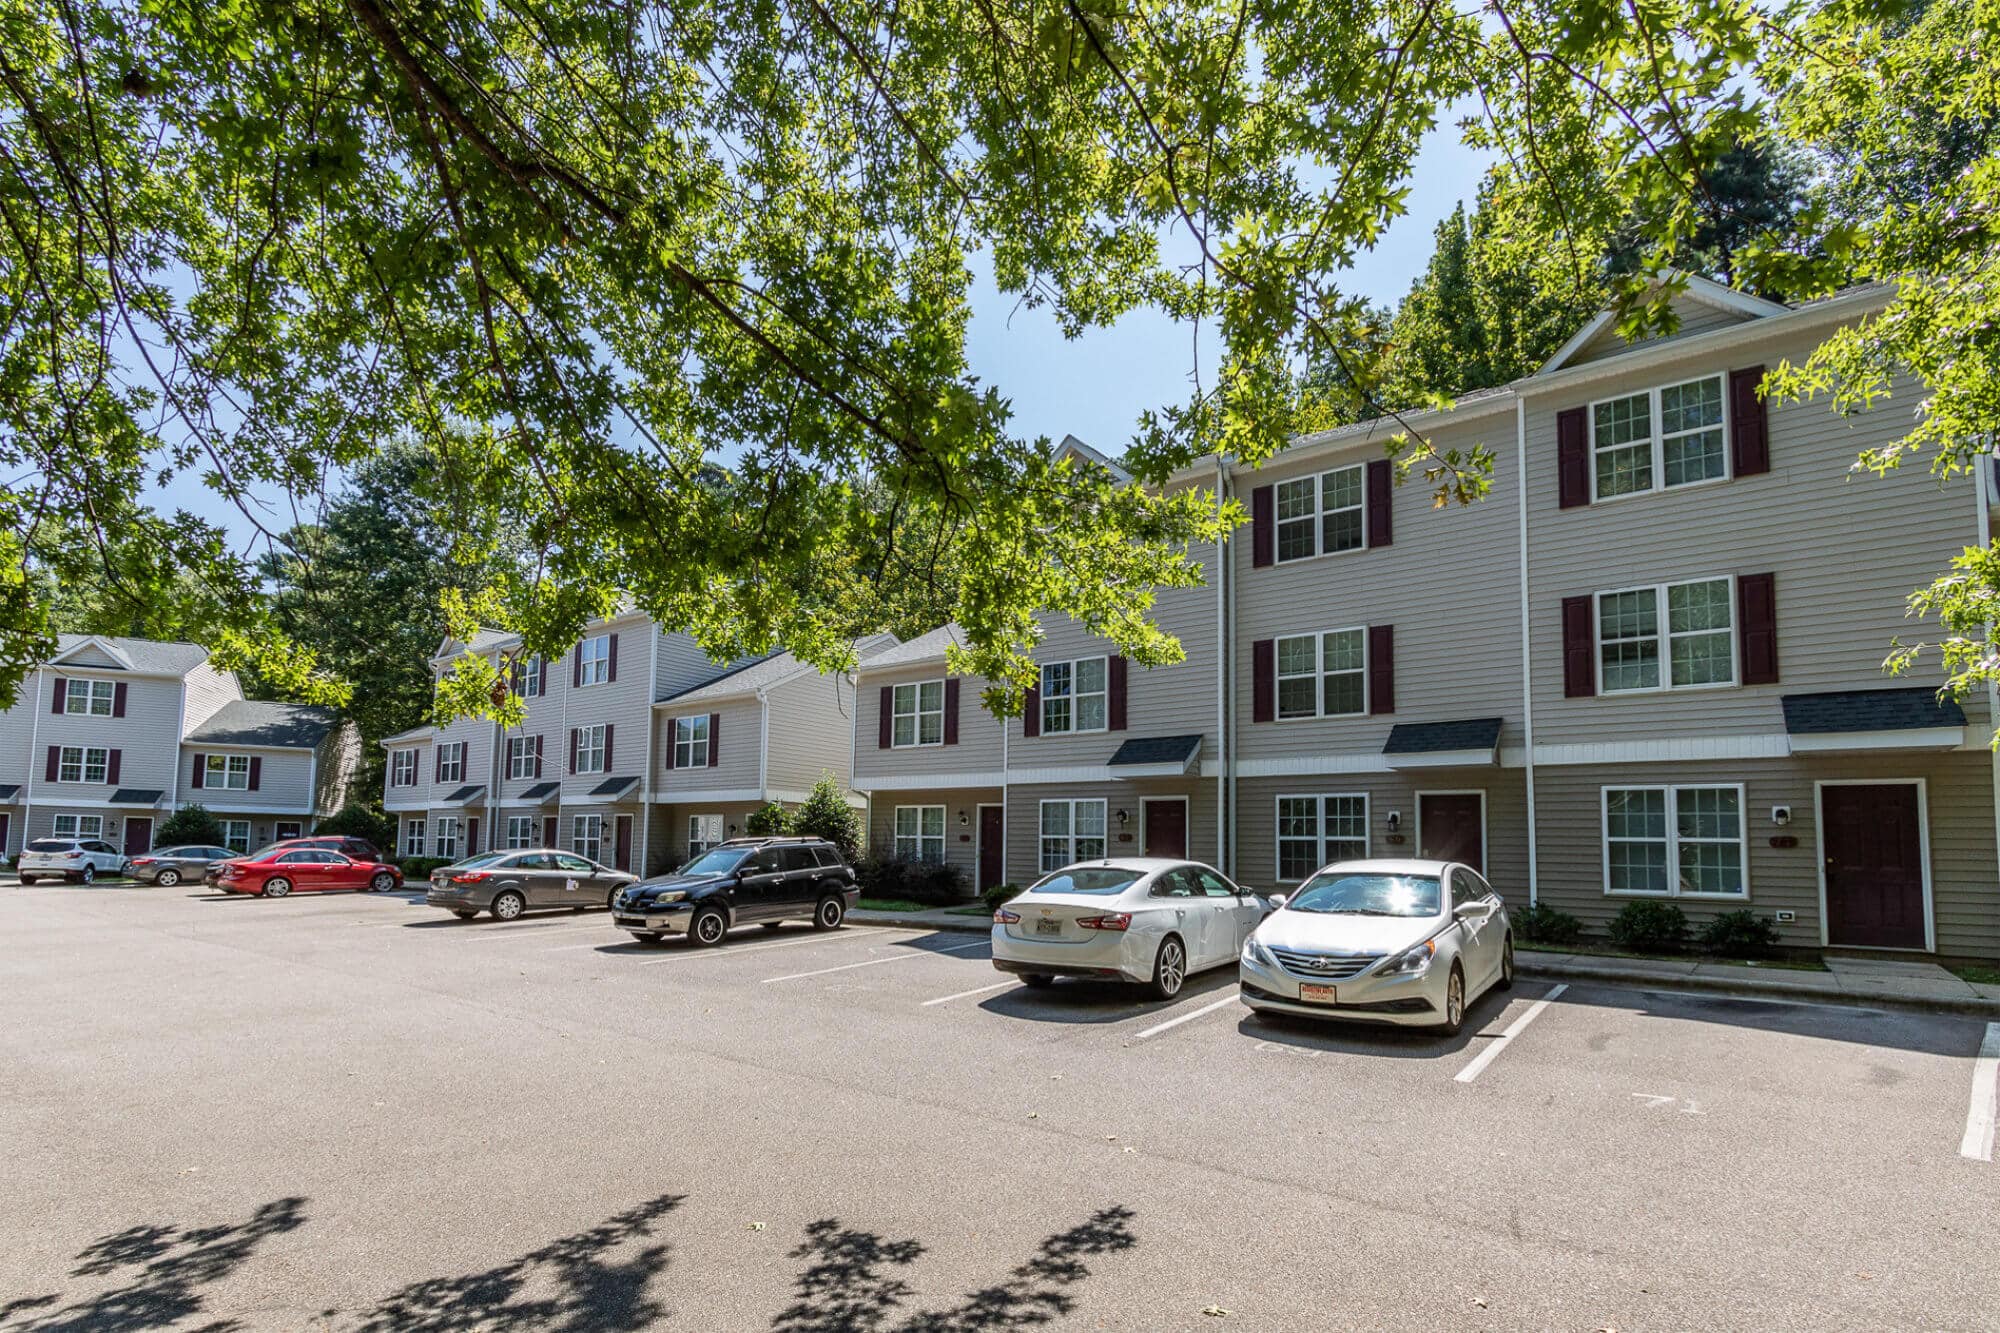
425,849 -> 638,921
126,845 -> 238,886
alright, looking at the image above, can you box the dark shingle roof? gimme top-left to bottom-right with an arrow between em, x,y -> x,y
54,635 -> 209,676
658,651 -> 788,704
518,782 -> 560,802
589,775 -> 640,798
0,783 -> 17,801
1382,718 -> 1504,754
1107,734 -> 1204,767
110,788 -> 165,804
444,784 -> 486,803
186,700 -> 340,749
1782,688 -> 1965,735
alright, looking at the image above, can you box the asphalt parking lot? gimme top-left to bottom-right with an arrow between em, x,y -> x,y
3,883 -> 1998,1331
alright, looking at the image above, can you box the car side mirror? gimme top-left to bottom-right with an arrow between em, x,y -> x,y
1453,901 -> 1485,920
1266,893 -> 1287,909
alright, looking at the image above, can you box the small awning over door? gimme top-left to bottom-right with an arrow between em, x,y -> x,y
1782,688 -> 1966,753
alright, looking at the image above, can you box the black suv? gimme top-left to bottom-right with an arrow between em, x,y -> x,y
612,837 -> 859,946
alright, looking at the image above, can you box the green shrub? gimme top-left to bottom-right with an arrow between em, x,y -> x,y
156,804 -> 225,848
1700,909 -> 1781,958
746,801 -> 792,836
1608,900 -> 1690,953
982,881 -> 1022,912
856,854 -> 968,906
399,857 -> 452,880
791,773 -> 863,862
315,804 -> 397,851
1513,902 -> 1582,947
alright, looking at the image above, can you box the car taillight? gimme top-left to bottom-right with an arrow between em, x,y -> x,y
451,871 -> 489,884
130,858 -> 154,866
64,851 -> 82,860
1075,913 -> 1132,932
994,909 -> 1021,924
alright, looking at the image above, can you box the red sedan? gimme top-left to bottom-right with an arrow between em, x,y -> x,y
215,847 -> 404,898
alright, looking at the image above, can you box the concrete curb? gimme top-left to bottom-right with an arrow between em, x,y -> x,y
850,909 -> 990,935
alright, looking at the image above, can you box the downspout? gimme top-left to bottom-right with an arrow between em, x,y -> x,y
641,628 -> 659,875
170,675 -> 187,812
1515,395 -> 1540,906
758,690 -> 771,801
1978,440 -> 2000,888
25,667 -> 44,845
1001,684 -> 1010,880
1212,454 -> 1230,876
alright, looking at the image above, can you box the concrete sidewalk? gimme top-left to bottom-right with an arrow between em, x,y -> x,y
849,906 -> 2000,1018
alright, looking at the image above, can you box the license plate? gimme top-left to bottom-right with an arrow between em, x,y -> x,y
1299,983 -> 1338,1005
1035,918 -> 1063,936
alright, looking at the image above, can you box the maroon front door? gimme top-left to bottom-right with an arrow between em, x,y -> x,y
1419,793 -> 1484,872
466,817 -> 480,856
1823,783 -> 1927,949
542,815 -> 559,849
977,807 -> 1004,891
122,818 -> 153,857
614,815 -> 634,871
1143,800 -> 1188,859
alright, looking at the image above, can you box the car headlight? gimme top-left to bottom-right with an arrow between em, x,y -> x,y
652,889 -> 686,904
1378,939 -> 1437,976
1241,937 -> 1277,969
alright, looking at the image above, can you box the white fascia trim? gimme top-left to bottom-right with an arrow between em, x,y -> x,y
1383,749 -> 1500,770
648,786 -> 770,805
181,742 -> 318,755
1537,275 -> 1791,375
1105,762 -> 1196,780
1538,310 -> 1618,375
850,771 -> 1007,793
382,799 -> 429,812
1009,762 -> 1216,786
1243,392 -> 1518,476
379,732 -> 434,749
1531,735 -> 1791,766
48,635 -> 138,671
174,801 -> 318,815
35,796 -> 169,809
1787,727 -> 1969,754
1236,754 -> 1396,779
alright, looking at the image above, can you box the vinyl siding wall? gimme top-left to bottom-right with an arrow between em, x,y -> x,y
315,723 -> 361,815
382,739 -> 433,810
32,671 -> 187,798
852,663 -> 1006,785
551,629 -> 652,809
763,669 -> 861,797
1004,779 -> 1218,887
1565,292 -> 1753,367
181,663 -> 241,733
0,672 -> 42,792
865,786 -> 1004,882
645,800 -> 775,876
179,748 -> 316,812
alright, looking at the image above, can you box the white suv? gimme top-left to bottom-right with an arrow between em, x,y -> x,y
18,838 -> 127,884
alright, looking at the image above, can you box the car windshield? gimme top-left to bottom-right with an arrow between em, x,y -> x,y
27,839 -> 76,852
1028,867 -> 1144,896
1287,872 -> 1442,918
679,848 -> 750,876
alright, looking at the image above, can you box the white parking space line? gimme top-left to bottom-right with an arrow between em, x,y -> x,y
1960,1022 -> 2000,1162
762,939 -> 988,984
1455,983 -> 1568,1085
465,922 -> 609,942
1132,990 -> 1241,1042
544,936 -> 633,952
636,927 -> 888,966
921,979 -> 1017,1007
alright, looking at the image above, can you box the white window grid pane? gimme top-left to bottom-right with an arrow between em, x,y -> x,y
1075,802 -> 1106,838
59,748 -> 82,782
1663,428 -> 1726,487
404,820 -> 426,856
223,820 -> 250,854
918,709 -> 943,745
1598,589 -> 1662,692
1605,788 -> 1667,839
918,681 -> 944,712
1322,631 -> 1365,716
920,807 -> 945,838
579,636 -> 609,685
1321,466 -> 1364,553
1276,475 -> 1317,562
1608,840 -> 1670,893
1276,635 -> 1317,719
83,748 -> 108,784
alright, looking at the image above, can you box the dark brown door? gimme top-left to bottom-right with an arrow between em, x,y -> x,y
1823,784 -> 1927,949
122,818 -> 152,857
977,807 -> 1004,891
614,814 -> 634,871
1419,793 -> 1483,871
542,814 -> 559,848
1143,800 -> 1188,859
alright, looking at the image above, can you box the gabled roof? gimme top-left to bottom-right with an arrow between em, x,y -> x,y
1056,434 -> 1133,484
1538,273 -> 1790,375
185,700 -> 341,750
50,634 -> 209,676
657,635 -> 901,706
854,624 -> 967,673
380,726 -> 434,747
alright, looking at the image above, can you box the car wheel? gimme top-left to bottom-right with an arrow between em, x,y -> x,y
80,864 -> 96,885
263,877 -> 292,899
813,896 -> 846,931
18,875 -> 35,885
1021,974 -> 1056,990
1438,964 -> 1466,1036
491,890 -> 526,921
370,872 -> 396,893
1497,935 -> 1515,991
156,868 -> 181,886
688,906 -> 727,947
604,888 -> 622,910
1143,936 -> 1187,1001
453,911 -> 479,920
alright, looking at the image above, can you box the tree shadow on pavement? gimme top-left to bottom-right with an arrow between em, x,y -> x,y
4,1195 -> 308,1333
773,1205 -> 1137,1333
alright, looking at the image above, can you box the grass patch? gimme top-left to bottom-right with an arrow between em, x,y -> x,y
1951,964 -> 2000,987
856,897 -> 929,913
1527,940 -> 1828,972
945,905 -> 994,917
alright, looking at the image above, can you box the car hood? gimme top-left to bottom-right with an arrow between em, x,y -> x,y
624,873 -> 723,903
1252,910 -> 1443,956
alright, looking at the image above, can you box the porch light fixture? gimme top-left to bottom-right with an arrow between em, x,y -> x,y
958,811 -> 969,828
1386,810 -> 1402,832
1116,809 -> 1130,827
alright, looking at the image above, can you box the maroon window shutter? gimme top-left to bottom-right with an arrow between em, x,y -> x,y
1729,365 -> 1770,477
1107,656 -> 1128,731
247,756 -> 261,791
190,753 -> 205,788
707,713 -> 720,767
106,749 -> 122,785
607,633 -> 619,682
568,729 -> 578,774
1250,485 -> 1274,568
1365,460 -> 1393,548
1738,573 -> 1779,684
877,688 -> 894,749
537,659 -> 548,697
1557,407 -> 1590,509
45,746 -> 60,781
112,682 -> 127,718
603,724 -> 615,770
433,747 -> 441,781
1252,639 -> 1275,724
51,679 -> 65,713
1561,595 -> 1596,698
943,678 -> 960,745
1023,686 -> 1041,738
534,734 -> 545,777
663,717 -> 677,769
1368,626 -> 1395,714
572,649 -> 582,689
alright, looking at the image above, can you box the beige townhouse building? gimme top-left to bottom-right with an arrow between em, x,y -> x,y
0,634 -> 357,858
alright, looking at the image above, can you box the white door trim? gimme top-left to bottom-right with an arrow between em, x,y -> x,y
1139,795 -> 1192,860
1813,778 -> 1935,954
1416,789 -> 1488,873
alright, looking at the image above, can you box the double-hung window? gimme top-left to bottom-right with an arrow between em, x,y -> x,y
515,656 -> 542,697
63,679 -> 116,715
58,746 -> 110,784
506,737 -> 537,779
572,814 -> 604,861
891,681 -> 944,747
1274,464 -> 1364,563
1592,374 -> 1727,500
1597,577 -> 1734,693
204,754 -> 251,790
673,716 -> 710,768
403,818 -> 427,858
220,819 -> 251,854
1275,795 -> 1369,881
577,635 -> 611,686
390,750 -> 417,787
894,806 -> 946,863
434,817 -> 461,860
688,813 -> 723,859
438,742 -> 465,784
1603,785 -> 1746,897
54,814 -> 105,840
1039,799 -> 1107,872
575,724 -> 607,774
505,816 -> 535,849
1275,629 -> 1366,719
1039,657 -> 1107,734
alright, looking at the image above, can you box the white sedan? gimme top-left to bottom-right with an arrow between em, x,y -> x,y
1238,858 -> 1513,1034
991,858 -> 1271,1000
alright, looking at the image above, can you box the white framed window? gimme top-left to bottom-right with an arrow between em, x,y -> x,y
575,724 -> 607,774
505,815 -> 536,849
674,716 -> 710,768
1274,794 -> 1370,882
221,819 -> 251,854
515,656 -> 542,697
437,742 -> 465,784
434,817 -> 462,860
63,679 -> 116,716
1038,799 -> 1107,872
688,813 -> 723,859
390,750 -> 418,787
1591,374 -> 1728,501
204,754 -> 252,790
54,814 -> 106,840
506,737 -> 537,779
891,681 -> 944,748
572,814 -> 603,861
58,746 -> 110,784
893,805 -> 946,863
1603,784 -> 1746,897
577,635 -> 611,686
1597,577 -> 1735,694
1039,657 -> 1107,735
1274,464 -> 1365,563
1274,629 -> 1366,719
402,818 -> 427,858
